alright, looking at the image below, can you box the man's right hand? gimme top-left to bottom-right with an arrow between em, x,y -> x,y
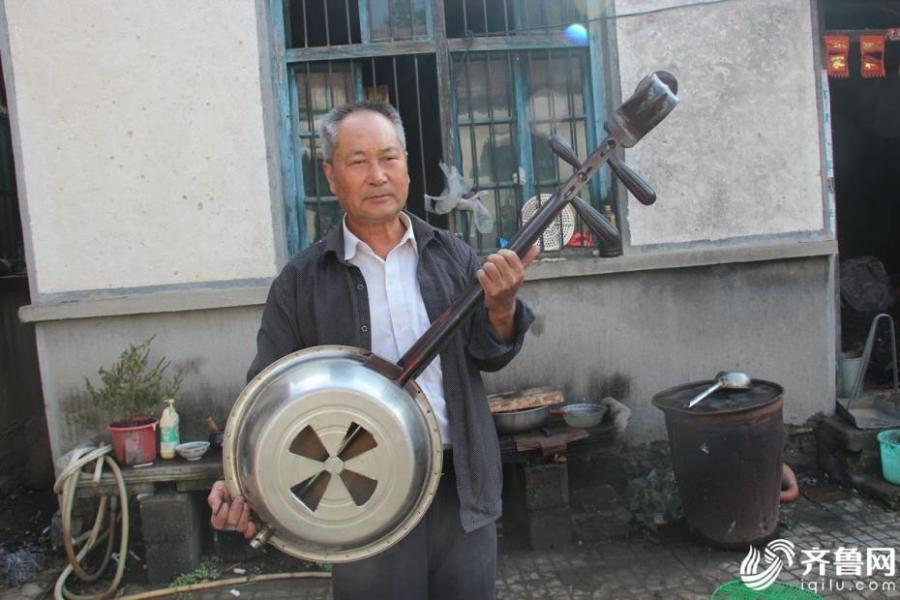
208,480 -> 258,540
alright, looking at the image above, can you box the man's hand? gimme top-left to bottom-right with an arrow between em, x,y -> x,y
476,245 -> 540,342
208,480 -> 258,540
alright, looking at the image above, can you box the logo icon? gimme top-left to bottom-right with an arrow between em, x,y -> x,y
740,539 -> 796,590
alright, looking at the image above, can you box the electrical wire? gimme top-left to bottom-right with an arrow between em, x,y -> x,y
477,0 -> 745,36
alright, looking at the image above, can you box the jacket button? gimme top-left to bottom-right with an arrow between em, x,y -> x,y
357,283 -> 365,291
360,325 -> 369,333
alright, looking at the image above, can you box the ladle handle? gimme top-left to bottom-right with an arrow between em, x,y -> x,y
687,381 -> 723,408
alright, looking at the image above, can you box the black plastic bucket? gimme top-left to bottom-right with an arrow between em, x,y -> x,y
652,379 -> 784,548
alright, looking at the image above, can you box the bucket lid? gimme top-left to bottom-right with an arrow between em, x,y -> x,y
652,379 -> 783,415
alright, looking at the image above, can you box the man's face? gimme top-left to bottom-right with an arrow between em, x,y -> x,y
322,110 -> 409,227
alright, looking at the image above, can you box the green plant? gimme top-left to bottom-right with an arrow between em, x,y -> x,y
84,337 -> 183,425
170,557 -> 222,599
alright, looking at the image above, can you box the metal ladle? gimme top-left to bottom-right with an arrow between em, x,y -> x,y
687,371 -> 752,408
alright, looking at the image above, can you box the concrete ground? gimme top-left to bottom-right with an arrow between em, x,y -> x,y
176,493 -> 900,600
6,484 -> 893,600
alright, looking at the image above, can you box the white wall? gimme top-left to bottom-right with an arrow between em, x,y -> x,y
3,0 -> 279,296
614,0 -> 827,246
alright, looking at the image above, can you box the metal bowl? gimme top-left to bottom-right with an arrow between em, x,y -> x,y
223,346 -> 443,563
492,405 -> 549,434
555,403 -> 607,428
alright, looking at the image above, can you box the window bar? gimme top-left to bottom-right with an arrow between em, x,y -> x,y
485,54 -> 501,250
564,47 -> 583,245
303,63 -> 323,241
392,56 -> 401,111
409,0 -> 415,39
546,48 -> 563,250
505,50 -> 520,232
413,55 -> 429,224
302,0 -> 309,48
388,0 -> 394,41
345,0 -> 353,44
461,0 -> 469,37
323,0 -> 331,47
352,59 -> 364,100
464,52 -> 480,248
502,0 -> 510,35
370,57 -> 378,97
327,61 -> 335,110
288,67 -> 305,252
539,0 -> 547,32
481,0 -> 488,35
524,49 -> 544,252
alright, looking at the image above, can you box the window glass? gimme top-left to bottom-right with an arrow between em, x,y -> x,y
369,0 -> 428,41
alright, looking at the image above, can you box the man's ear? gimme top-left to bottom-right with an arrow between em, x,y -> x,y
322,160 -> 337,195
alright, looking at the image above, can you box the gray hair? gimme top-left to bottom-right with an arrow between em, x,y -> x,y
318,100 -> 406,163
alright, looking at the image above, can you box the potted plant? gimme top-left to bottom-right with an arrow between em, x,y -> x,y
84,337 -> 184,465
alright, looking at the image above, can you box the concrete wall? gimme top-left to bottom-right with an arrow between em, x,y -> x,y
614,0 -> 827,246
38,306 -> 260,459
487,255 -> 836,443
6,0 -> 837,460
2,0 -> 281,297
40,254 -> 835,458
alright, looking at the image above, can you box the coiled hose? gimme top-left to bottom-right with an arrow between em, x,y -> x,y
52,444 -> 330,599
52,445 -> 129,600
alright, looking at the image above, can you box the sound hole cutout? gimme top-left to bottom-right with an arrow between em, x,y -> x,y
289,422 -> 379,511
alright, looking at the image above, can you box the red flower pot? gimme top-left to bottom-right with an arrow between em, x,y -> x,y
107,417 -> 158,465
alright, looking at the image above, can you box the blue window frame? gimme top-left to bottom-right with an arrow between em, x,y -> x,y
270,0 -> 610,257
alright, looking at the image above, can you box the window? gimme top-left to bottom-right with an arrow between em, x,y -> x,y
273,0 -> 608,256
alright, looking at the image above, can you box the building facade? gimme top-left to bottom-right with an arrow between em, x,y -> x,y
0,0 -> 835,462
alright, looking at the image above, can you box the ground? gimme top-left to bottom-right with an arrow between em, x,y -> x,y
1,475 -> 899,600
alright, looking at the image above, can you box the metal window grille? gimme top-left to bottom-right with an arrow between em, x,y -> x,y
277,0 -> 605,256
443,0 -> 587,38
291,55 -> 443,244
452,47 -> 600,252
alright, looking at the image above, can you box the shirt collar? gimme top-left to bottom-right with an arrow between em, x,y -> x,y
342,212 -> 417,262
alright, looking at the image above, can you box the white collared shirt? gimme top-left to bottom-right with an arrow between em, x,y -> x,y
343,214 -> 450,447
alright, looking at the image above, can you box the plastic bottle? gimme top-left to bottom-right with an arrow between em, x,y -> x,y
159,398 -> 180,459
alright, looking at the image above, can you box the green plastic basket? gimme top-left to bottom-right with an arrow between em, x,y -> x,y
710,580 -> 822,600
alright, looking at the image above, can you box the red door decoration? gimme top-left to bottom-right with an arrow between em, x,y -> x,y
825,35 -> 850,78
860,35 -> 886,78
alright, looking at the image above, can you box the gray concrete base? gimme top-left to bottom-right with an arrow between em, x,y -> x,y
139,490 -> 208,584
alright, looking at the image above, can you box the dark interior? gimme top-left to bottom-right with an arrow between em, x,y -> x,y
359,55 -> 446,226
822,0 -> 900,383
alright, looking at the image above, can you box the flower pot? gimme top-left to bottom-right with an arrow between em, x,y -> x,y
107,417 -> 158,465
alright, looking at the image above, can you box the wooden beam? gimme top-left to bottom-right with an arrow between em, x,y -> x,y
447,34 -> 584,53
285,40 -> 435,63
824,29 -> 900,41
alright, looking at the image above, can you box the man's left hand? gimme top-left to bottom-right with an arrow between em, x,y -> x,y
476,246 -> 540,342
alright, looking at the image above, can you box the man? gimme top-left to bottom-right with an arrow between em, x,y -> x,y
208,100 -> 538,599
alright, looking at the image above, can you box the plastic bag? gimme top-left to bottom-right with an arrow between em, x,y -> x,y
425,162 -> 494,234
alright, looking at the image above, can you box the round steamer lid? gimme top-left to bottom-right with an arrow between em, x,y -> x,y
223,345 -> 443,563
652,379 -> 783,416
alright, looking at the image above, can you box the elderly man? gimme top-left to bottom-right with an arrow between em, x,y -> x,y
208,99 -> 537,599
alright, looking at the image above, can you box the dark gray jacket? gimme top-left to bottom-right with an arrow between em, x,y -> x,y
248,211 -> 534,532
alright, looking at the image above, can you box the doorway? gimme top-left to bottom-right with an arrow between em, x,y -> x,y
822,0 -> 900,388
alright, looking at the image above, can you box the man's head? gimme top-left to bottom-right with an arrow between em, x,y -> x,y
320,100 -> 410,227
